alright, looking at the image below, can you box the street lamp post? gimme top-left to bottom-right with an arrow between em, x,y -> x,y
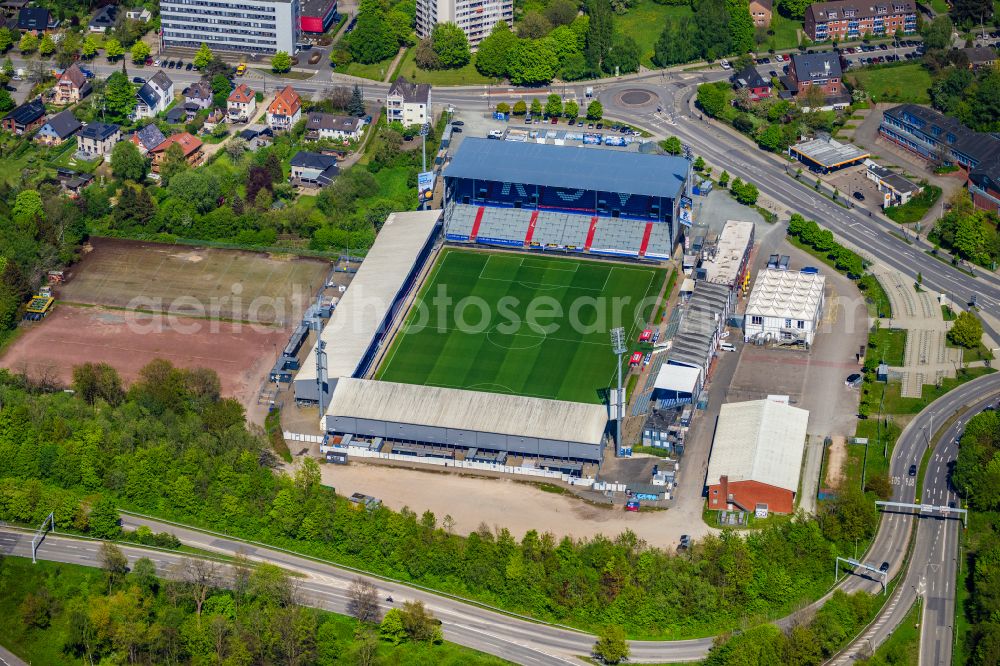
610,327 -> 627,456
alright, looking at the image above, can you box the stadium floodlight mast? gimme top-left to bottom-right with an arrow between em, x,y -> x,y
610,327 -> 627,456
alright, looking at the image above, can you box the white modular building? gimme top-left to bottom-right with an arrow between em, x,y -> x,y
161,0 -> 300,55
743,269 -> 826,346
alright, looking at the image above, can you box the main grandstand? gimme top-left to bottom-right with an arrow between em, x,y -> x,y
443,138 -> 690,260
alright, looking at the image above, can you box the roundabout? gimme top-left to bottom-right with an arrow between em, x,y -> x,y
615,88 -> 658,109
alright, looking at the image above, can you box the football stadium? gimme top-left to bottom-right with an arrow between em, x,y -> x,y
291,140 -> 689,476
375,249 -> 665,404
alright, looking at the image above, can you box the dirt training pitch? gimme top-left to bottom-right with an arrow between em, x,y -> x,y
59,238 -> 331,325
1,306 -> 287,406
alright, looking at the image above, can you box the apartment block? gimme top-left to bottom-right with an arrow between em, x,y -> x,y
804,0 -> 917,42
161,0 -> 300,55
415,0 -> 513,48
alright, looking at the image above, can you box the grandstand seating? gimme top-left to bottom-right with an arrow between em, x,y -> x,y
445,203 -> 671,260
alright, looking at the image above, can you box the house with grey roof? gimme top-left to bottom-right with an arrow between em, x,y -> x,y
305,113 -> 366,141
290,151 -> 339,188
77,122 -> 122,158
36,110 -> 82,146
88,4 -> 118,32
386,77 -> 430,127
132,71 -> 174,120
182,81 -> 213,111
130,123 -> 167,155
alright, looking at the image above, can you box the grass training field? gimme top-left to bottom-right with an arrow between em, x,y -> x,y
376,249 -> 665,404
848,63 -> 932,104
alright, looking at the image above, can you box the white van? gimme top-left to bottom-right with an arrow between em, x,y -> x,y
719,342 -> 736,352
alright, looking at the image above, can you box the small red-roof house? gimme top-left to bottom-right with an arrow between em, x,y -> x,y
267,86 -> 301,132
150,132 -> 204,173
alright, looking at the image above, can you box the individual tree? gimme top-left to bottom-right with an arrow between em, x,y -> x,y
18,32 -> 38,54
777,0 -> 811,19
158,142 -> 189,185
584,0 -> 614,70
130,40 -> 150,64
0,27 -> 13,52
399,601 -> 438,642
519,11 -> 553,39
594,625 -> 630,664
508,39 -> 557,85
169,170 -> 221,214
697,81 -> 731,117
564,99 -> 579,118
379,608 -> 407,645
475,21 -> 517,78
38,33 -> 55,57
349,7 -> 397,64
586,99 -> 603,120
864,473 -> 893,500
177,558 -> 220,618
693,0 -> 731,60
104,38 -> 124,60
104,71 -> 137,120
0,86 -> 13,114
12,190 -> 44,230
431,22 -> 471,68
496,102 -> 511,114
549,24 -> 583,62
513,99 -> 527,114
719,170 -> 730,186
603,33 -> 641,74
545,93 -> 563,117
951,0 -> 993,26
111,141 -> 146,183
348,84 -> 366,117
272,50 -> 292,73
661,136 -> 683,155
922,15 -> 954,50
948,310 -> 983,348
130,557 -> 159,594
99,542 -> 129,593
82,35 -> 99,59
113,183 -> 155,226
546,0 -> 579,26
72,362 -> 125,405
347,578 -> 382,623
211,73 -> 231,108
194,43 -> 214,69
415,38 -> 440,70
88,497 -> 122,539
530,97 -> 543,115
693,155 -> 706,171
727,0 -> 755,54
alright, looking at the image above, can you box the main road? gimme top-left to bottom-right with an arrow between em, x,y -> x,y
3,373 -> 996,665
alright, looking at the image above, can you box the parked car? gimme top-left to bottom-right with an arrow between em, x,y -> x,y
145,56 -> 153,65
176,60 -> 185,68
185,62 -> 193,70
853,191 -> 865,201
452,120 -> 465,126
720,58 -> 731,69
551,116 -> 558,124
845,373 -> 863,387
132,76 -> 146,84
625,500 -> 640,512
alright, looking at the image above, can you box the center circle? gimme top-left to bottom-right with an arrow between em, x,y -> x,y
619,89 -> 655,107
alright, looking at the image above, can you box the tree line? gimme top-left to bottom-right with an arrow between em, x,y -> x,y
0,360 -> 879,640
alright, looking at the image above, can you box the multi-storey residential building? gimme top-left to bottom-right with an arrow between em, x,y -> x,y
415,0 -> 512,48
386,77 -> 431,127
785,52 -> 849,107
227,83 -> 257,123
749,0 -> 772,27
77,122 -> 122,158
305,113 -> 365,141
160,0 -> 300,55
133,71 -> 174,120
804,0 -> 917,42
55,64 -> 92,106
879,104 -> 1000,171
267,86 -> 302,131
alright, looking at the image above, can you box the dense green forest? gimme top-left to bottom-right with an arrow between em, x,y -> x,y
953,409 -> 1000,665
0,361 -> 880,640
0,553 -> 505,665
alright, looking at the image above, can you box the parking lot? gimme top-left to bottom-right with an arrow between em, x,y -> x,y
826,165 -> 884,206
737,40 -> 928,82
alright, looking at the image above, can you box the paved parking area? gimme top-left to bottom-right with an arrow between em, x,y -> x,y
826,165 -> 882,206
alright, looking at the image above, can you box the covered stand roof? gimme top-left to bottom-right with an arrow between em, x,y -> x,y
298,210 -> 442,384
446,137 -> 689,200
706,399 -> 810,493
326,378 -> 608,445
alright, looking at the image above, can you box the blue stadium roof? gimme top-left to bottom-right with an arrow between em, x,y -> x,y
445,138 -> 689,200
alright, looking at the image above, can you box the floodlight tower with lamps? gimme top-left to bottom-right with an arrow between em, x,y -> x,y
610,327 -> 627,456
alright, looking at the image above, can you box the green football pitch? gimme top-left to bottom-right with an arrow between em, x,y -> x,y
375,249 -> 666,404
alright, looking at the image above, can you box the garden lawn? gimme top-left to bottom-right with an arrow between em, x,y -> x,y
849,64 -> 932,104
884,184 -> 941,224
396,47 -> 492,85
376,248 -> 664,403
869,326 -> 907,366
769,14 -> 803,51
340,55 -> 398,81
613,0 -> 694,68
